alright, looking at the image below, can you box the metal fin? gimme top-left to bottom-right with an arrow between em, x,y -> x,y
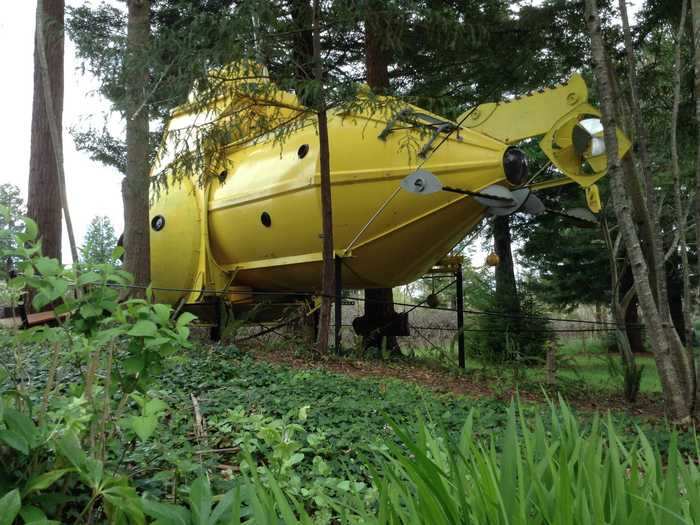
400,169 -> 443,195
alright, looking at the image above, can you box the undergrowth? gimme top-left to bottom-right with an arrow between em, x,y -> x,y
1,211 -> 699,524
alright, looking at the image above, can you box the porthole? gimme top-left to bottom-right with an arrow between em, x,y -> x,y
297,144 -> 309,159
218,170 -> 228,183
151,215 -> 166,231
261,212 -> 272,227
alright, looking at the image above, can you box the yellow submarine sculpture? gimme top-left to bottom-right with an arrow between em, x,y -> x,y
148,66 -> 629,321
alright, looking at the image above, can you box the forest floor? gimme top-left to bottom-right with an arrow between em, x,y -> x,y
244,339 -> 665,420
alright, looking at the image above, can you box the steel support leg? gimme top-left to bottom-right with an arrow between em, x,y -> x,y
456,264 -> 465,369
335,256 -> 342,353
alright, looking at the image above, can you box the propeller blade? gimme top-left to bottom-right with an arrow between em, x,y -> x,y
550,207 -> 599,228
474,185 -> 516,208
487,188 -> 530,216
521,193 -> 546,216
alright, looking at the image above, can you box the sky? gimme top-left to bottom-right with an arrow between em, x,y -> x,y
0,0 -> 644,264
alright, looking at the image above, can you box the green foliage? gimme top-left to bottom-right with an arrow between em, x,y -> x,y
0,184 -> 26,279
80,215 -> 118,265
465,290 -> 553,364
370,400 -> 700,525
0,211 -> 196,523
0,210 -> 695,523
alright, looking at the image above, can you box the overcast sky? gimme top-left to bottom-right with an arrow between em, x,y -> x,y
0,1 -> 644,263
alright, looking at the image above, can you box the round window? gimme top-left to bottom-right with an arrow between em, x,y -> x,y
151,215 -> 166,231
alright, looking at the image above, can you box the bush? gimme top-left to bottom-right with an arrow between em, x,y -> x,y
470,292 -> 552,364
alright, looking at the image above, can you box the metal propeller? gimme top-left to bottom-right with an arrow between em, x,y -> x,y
399,170 -> 598,227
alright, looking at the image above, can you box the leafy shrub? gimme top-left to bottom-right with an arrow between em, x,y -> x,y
468,291 -> 552,364
0,213 -> 195,523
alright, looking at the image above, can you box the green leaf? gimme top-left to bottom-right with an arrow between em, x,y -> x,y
142,499 -> 189,525
144,398 -> 168,416
77,271 -> 102,286
0,489 -> 21,525
124,355 -> 145,375
176,312 -> 197,328
128,320 -> 158,337
22,217 -> 38,242
79,302 -> 103,318
3,408 -> 36,446
190,477 -> 212,525
23,468 -> 73,496
152,303 -> 172,325
56,431 -> 87,469
34,257 -> 62,277
48,279 -> 69,301
130,415 -> 158,442
19,505 -> 47,523
0,429 -> 28,455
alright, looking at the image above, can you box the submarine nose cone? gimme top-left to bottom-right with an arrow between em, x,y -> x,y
503,147 -> 528,186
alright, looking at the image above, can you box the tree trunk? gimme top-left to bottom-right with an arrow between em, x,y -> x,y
586,0 -> 695,421
620,267 -> 644,353
123,0 -> 151,293
290,0 -> 314,99
312,0 -> 334,353
361,288 -> 400,352
365,8 -> 390,91
28,0 -> 64,262
618,0 -> 669,311
690,0 -> 700,412
359,3 -> 400,353
493,215 -> 520,315
671,0 -> 694,354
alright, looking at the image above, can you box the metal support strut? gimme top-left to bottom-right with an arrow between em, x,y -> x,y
334,255 -> 343,354
455,264 -> 465,369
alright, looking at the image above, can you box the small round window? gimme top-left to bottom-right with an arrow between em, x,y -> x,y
218,170 -> 228,183
297,144 -> 309,159
151,215 -> 166,231
260,212 -> 272,227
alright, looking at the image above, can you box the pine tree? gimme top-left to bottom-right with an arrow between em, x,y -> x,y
80,216 -> 118,265
0,184 -> 26,275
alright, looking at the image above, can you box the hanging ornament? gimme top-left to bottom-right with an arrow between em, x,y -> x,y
486,253 -> 500,267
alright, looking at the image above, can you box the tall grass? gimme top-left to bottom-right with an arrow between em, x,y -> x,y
364,399 -> 700,524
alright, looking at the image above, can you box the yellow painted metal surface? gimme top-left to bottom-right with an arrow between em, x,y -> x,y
149,69 -> 628,306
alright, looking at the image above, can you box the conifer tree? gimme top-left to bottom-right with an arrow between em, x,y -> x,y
80,216 -> 118,265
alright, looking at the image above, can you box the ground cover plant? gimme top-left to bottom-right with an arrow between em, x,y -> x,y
407,333 -> 662,399
1,216 -> 699,523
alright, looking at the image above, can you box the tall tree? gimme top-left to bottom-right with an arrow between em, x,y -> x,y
586,0 -> 697,421
312,0 -> 335,353
123,0 -> 151,292
27,0 -> 64,261
0,184 -> 26,275
493,216 -> 520,317
360,1 -> 401,353
81,216 -> 117,265
693,0 -> 700,299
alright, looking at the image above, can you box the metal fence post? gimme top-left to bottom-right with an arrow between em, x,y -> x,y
456,264 -> 465,369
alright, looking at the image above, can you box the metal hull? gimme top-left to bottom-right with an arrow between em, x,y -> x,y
149,108 -> 507,305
